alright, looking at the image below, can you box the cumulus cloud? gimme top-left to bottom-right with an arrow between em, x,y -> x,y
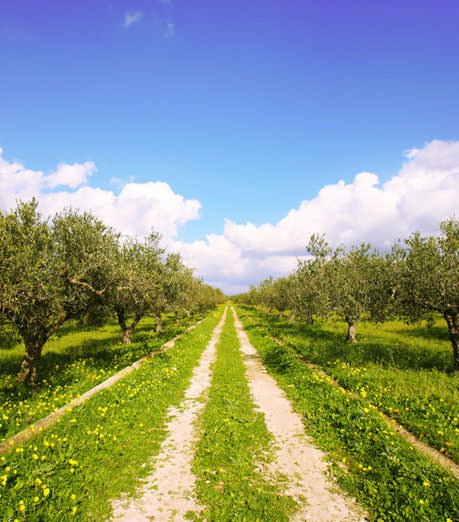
0,148 -> 43,210
45,162 -> 96,189
223,140 -> 459,257
124,10 -> 143,27
0,148 -> 201,240
172,140 -> 459,293
172,234 -> 299,293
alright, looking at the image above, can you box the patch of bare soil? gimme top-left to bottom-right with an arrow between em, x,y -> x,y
233,308 -> 367,522
111,308 -> 227,521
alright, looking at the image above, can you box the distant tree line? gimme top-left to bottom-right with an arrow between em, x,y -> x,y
0,199 -> 226,386
233,218 -> 459,372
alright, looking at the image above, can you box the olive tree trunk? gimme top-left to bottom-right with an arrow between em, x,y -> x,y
155,314 -> 162,333
18,339 -> 44,387
116,309 -> 129,344
116,309 -> 143,345
444,311 -> 459,372
345,316 -> 357,343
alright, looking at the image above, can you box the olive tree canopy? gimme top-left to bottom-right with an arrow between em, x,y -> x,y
0,200 -> 119,385
393,218 -> 459,371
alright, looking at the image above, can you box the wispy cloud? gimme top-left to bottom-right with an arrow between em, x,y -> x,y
123,10 -> 143,28
165,22 -> 175,38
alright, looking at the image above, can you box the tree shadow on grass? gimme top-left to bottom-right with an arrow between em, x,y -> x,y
0,318 -> 184,402
248,315 -> 454,373
390,325 -> 449,342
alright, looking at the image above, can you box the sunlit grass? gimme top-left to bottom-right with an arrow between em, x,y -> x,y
237,306 -> 458,522
0,308 -> 222,521
246,309 -> 458,463
0,313 -> 202,442
192,308 -> 296,521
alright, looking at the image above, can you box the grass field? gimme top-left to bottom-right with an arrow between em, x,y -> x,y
1,305 -> 457,521
0,307 -> 223,521
236,305 -> 458,522
0,313 -> 202,444
240,307 -> 458,463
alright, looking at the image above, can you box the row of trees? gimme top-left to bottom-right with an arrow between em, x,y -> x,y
0,200 -> 226,385
233,218 -> 459,371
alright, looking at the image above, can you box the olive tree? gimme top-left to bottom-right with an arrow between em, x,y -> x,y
0,201 -> 119,385
110,232 -> 164,344
328,243 -> 389,343
268,277 -> 293,317
193,280 -> 226,312
300,234 -> 390,342
392,218 -> 459,371
293,234 -> 335,324
173,270 -> 204,319
149,253 -> 188,333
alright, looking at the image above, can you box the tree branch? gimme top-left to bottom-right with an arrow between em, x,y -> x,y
67,277 -> 109,296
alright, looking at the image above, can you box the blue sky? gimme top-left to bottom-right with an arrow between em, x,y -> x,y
1,1 -> 459,292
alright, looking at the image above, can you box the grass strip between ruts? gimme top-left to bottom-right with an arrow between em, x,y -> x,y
191,307 -> 296,522
0,306 -> 223,522
236,306 -> 458,522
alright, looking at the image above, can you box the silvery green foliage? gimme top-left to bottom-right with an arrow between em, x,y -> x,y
0,200 -> 119,384
392,218 -> 459,370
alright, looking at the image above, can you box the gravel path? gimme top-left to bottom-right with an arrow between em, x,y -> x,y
111,308 -> 227,521
233,308 -> 367,522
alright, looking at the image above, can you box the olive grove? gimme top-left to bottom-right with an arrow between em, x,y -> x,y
0,200 -> 226,385
233,218 -> 459,370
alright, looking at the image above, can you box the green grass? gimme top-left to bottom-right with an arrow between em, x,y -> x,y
0,307 -> 223,522
242,307 -> 459,463
236,305 -> 458,522
191,308 -> 296,521
0,313 -> 203,442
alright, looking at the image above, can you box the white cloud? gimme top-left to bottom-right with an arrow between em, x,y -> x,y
172,140 -> 459,293
42,181 -> 201,239
0,148 -> 43,210
0,148 -> 201,240
165,22 -> 175,38
171,234 -> 299,294
124,10 -> 143,27
46,162 -> 96,189
223,140 -> 459,258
